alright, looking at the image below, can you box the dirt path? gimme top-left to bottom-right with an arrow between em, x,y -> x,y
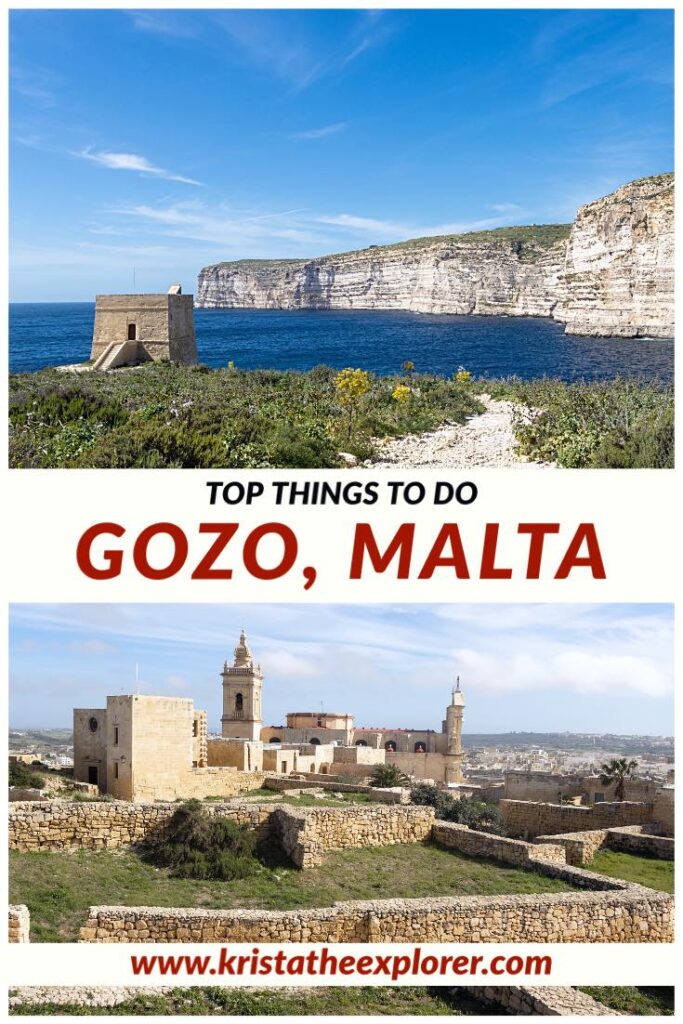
369,393 -> 550,469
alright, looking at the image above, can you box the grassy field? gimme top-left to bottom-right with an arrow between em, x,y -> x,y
9,986 -> 503,1016
581,987 -> 674,1016
10,841 -> 576,942
9,362 -> 673,469
588,849 -> 674,893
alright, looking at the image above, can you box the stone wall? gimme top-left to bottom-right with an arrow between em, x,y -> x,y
501,799 -> 653,838
8,799 -> 274,851
9,905 -> 30,943
263,775 -> 406,803
80,881 -> 672,943
537,825 -> 674,867
462,986 -> 620,1016
274,805 -> 435,867
433,821 -> 566,866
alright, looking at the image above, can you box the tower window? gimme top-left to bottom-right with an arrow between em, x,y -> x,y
235,693 -> 243,711
114,727 -> 119,745
127,323 -> 137,341
114,763 -> 119,779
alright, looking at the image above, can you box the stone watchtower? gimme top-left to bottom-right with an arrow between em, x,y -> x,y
444,678 -> 465,785
221,631 -> 263,741
90,284 -> 197,370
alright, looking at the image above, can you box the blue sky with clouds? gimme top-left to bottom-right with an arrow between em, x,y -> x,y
9,604 -> 673,735
10,9 -> 673,301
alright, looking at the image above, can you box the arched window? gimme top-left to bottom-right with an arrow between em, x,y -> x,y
414,741 -> 426,753
385,740 -> 397,752
355,739 -> 368,747
127,323 -> 137,341
235,693 -> 243,711
269,736 -> 281,744
309,737 -> 320,745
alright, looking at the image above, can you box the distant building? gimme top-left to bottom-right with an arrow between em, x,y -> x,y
90,283 -> 197,370
73,631 -> 466,799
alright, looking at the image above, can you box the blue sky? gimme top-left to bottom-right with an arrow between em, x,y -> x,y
9,604 -> 673,735
10,9 -> 673,301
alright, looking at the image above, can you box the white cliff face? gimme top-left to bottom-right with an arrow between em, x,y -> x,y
196,175 -> 673,339
555,174 -> 673,338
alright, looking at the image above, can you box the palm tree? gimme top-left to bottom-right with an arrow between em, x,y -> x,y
599,758 -> 638,801
369,763 -> 411,788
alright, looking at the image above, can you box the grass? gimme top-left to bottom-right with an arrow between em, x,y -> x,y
580,987 -> 674,1016
9,986 -> 505,1016
588,849 -> 674,893
10,841 -> 577,942
484,376 -> 673,468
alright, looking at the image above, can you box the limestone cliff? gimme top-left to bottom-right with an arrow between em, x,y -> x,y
555,174 -> 673,338
196,174 -> 673,338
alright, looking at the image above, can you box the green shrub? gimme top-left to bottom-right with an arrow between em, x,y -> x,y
9,761 -> 46,790
146,800 -> 261,880
410,784 -> 503,834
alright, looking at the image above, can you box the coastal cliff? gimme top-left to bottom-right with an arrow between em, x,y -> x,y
196,174 -> 673,338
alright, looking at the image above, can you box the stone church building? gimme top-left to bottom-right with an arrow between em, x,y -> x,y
74,630 -> 465,801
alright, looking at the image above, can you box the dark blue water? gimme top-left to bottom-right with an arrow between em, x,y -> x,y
9,303 -> 674,382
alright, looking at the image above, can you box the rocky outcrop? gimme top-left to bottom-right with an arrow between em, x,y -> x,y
196,174 -> 673,339
555,174 -> 673,337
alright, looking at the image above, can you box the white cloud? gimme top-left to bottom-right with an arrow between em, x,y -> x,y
290,122 -> 349,140
76,147 -> 203,186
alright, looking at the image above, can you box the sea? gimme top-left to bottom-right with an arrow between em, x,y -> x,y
8,303 -> 674,382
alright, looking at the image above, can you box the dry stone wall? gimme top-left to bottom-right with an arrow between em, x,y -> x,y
462,986 -> 620,1016
80,880 -> 672,943
433,822 -> 566,865
9,799 -> 275,851
9,905 -> 30,943
539,825 -> 674,867
274,805 -> 434,867
501,799 -> 653,839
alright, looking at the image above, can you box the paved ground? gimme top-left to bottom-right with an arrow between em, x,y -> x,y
369,394 -> 551,469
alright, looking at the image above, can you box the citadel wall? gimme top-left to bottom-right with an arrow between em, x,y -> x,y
500,799 -> 655,838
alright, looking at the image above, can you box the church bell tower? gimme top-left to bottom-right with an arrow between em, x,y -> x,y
221,630 -> 263,740
444,677 -> 465,785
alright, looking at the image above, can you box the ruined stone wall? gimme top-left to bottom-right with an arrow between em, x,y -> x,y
263,775 -> 406,802
273,805 -> 435,867
501,799 -> 653,838
9,905 -> 30,943
433,821 -> 566,866
80,882 -> 672,943
461,986 -> 619,1016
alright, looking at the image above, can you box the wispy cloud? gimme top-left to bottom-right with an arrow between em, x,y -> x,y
290,122 -> 349,140
105,197 -> 528,259
11,66 -> 57,108
75,147 -> 203,186
128,12 -> 200,40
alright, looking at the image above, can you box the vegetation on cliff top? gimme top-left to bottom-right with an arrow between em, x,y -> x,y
9,363 -> 672,469
206,223 -> 572,272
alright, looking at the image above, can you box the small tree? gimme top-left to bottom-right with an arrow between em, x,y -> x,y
599,758 -> 639,802
370,763 -> 411,788
148,799 -> 261,880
